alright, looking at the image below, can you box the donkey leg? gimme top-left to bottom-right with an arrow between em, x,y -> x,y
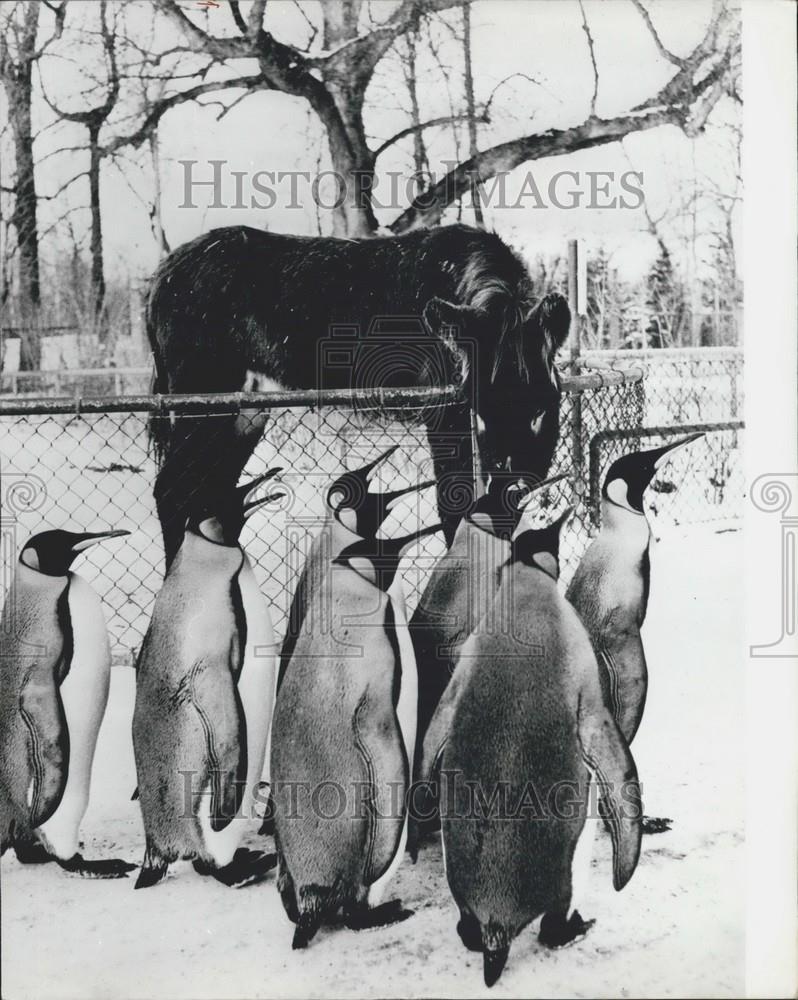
154,413 -> 247,567
426,401 -> 476,548
154,418 -> 214,566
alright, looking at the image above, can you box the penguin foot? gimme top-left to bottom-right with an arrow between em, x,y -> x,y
538,910 -> 595,949
642,815 -> 673,835
483,946 -> 510,988
343,898 -> 413,931
196,848 -> 278,888
14,838 -> 54,865
456,912 -> 483,952
59,854 -> 137,879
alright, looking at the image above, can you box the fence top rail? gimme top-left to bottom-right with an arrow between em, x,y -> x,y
582,346 -> 743,361
1,366 -> 152,379
0,367 -> 643,417
590,420 -> 745,450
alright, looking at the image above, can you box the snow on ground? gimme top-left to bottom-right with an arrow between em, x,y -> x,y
1,527 -> 744,999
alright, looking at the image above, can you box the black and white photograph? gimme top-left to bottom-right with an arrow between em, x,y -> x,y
0,1 -> 795,997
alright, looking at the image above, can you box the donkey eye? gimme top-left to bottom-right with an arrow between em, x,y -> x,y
530,414 -> 545,434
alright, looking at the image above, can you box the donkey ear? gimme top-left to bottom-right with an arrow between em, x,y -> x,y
423,297 -> 481,338
527,292 -> 571,352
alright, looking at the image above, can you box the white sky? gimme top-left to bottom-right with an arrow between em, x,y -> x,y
7,0 -> 741,284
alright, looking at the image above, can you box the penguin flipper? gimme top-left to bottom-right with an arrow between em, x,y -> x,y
597,638 -> 648,744
408,656 -> 476,859
188,663 -> 248,832
208,724 -> 247,833
576,695 -> 642,891
277,565 -> 308,694
20,675 -> 69,828
416,654 -> 476,786
353,694 -> 408,887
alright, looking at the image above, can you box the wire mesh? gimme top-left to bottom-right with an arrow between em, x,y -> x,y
0,351 -> 743,662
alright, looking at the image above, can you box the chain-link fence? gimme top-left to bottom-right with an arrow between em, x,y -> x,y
0,352 -> 743,663
579,347 -> 744,534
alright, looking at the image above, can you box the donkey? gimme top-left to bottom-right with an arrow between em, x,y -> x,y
146,223 -> 570,565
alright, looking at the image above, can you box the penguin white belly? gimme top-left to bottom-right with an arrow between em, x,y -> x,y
368,578 -> 417,906
36,573 -> 111,860
197,556 -> 276,867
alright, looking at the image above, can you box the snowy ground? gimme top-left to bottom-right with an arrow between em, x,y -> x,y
1,526 -> 744,999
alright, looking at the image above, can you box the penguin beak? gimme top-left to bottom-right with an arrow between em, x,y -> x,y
384,479 -> 437,510
326,446 -> 400,515
652,432 -> 705,470
392,522 -> 443,554
237,467 -> 284,504
70,529 -> 130,553
359,444 -> 401,481
243,492 -> 286,519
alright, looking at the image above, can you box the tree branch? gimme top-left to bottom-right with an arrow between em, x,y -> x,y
629,0 -> 686,68
373,111 -> 485,159
152,0 -> 252,60
389,106 -> 698,233
578,0 -> 599,118
307,0 -> 461,77
101,74 -> 268,153
228,0 -> 247,35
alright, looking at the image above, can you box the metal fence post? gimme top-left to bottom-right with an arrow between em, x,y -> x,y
568,240 -> 585,510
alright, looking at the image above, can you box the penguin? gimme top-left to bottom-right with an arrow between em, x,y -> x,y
417,508 -> 642,987
409,472 -> 564,843
271,457 -> 440,948
132,469 -> 283,889
0,528 -> 136,877
566,433 -> 704,745
257,446 -> 434,837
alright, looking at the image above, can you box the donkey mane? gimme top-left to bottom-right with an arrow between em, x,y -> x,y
458,245 -> 534,384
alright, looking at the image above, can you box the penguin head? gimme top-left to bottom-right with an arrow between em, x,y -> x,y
468,472 -> 567,539
336,522 -> 443,592
327,444 -> 435,538
603,433 -> 705,513
187,468 -> 284,546
20,528 -> 130,576
510,507 -> 573,579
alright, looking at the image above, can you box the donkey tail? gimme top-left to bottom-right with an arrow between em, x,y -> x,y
145,281 -> 172,468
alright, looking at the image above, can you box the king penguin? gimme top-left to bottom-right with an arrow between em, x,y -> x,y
132,469 -> 283,889
257,446 -> 433,837
418,508 -> 642,987
0,528 -> 136,877
271,453 -> 440,947
409,472 -> 564,843
566,433 -> 704,746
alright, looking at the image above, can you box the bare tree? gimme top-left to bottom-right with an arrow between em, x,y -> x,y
106,0 -> 738,238
0,1 -> 64,367
41,0 -> 120,340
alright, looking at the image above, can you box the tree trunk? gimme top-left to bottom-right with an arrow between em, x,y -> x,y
3,2 -> 41,369
462,1 -> 484,228
88,122 -> 107,341
149,130 -> 170,258
404,28 -> 430,187
319,78 -> 378,237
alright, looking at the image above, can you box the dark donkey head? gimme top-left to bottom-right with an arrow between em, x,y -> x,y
422,290 -> 570,485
